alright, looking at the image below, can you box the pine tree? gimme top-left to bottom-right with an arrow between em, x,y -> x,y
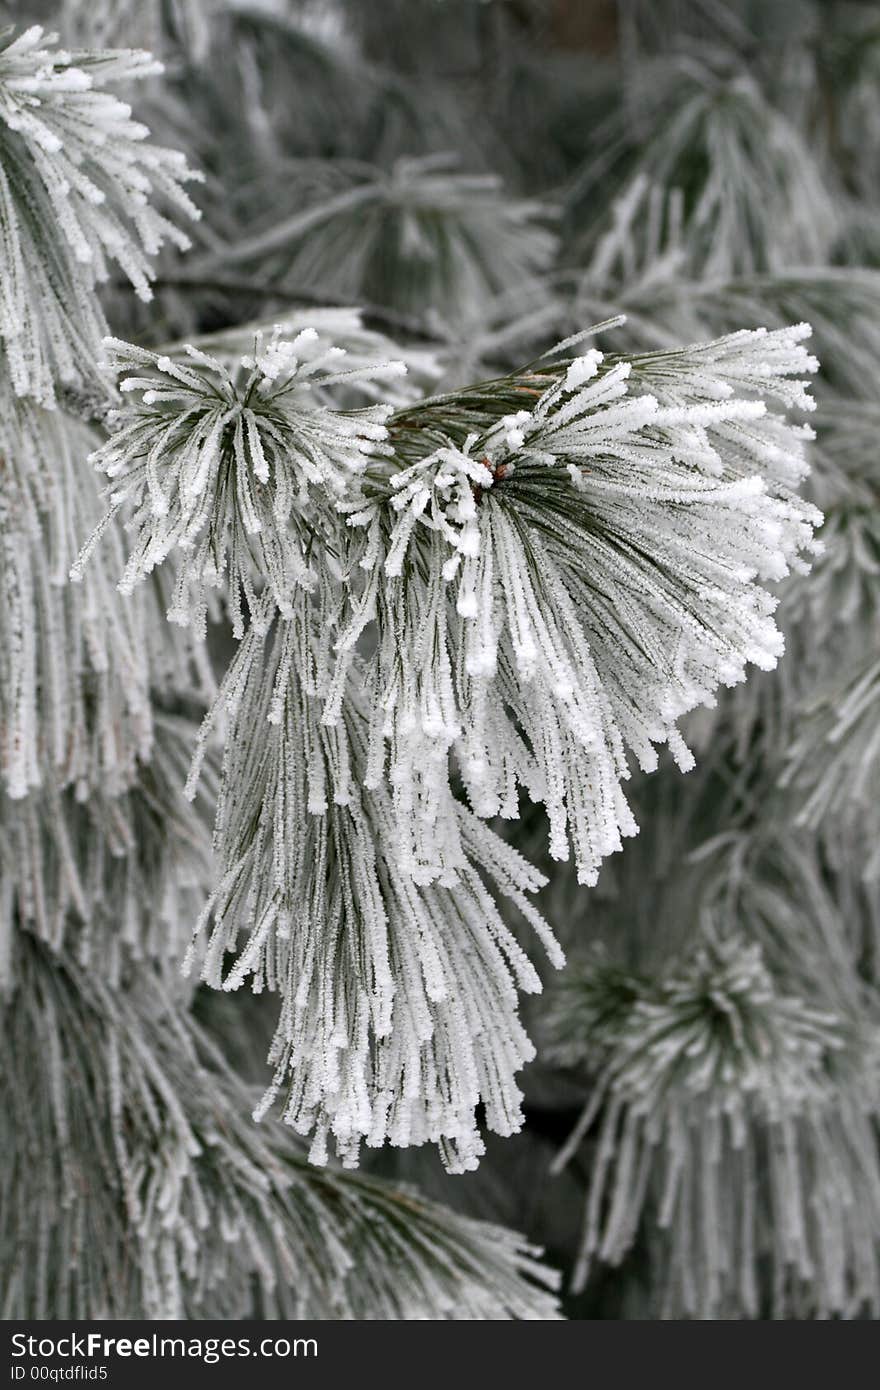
1,1 -> 877,1321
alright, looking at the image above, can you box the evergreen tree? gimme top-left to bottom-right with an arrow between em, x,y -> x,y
1,0 -> 877,1320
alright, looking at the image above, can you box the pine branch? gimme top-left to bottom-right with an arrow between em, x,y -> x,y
0,24 -> 201,406
70,316 -> 823,1170
0,936 -> 560,1320
546,931 -> 880,1317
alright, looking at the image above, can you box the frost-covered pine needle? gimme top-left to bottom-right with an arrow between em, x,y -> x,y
0,387 -> 155,799
0,714 -> 216,990
570,54 -> 839,278
196,154 -> 559,331
184,608 -> 560,1173
0,938 -> 560,1320
74,329 -> 405,637
780,657 -> 880,880
79,317 -> 821,1165
51,0 -> 216,62
343,324 -> 820,885
547,934 -> 880,1318
0,25 -> 201,405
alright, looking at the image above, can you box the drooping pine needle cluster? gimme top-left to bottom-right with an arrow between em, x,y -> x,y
64,311 -> 821,1172
2,937 -> 560,1319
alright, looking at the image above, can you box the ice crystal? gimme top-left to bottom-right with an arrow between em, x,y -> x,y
0,25 -> 200,405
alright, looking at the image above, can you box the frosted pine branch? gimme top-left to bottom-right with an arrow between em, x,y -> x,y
0,714 -> 217,989
547,935 -> 880,1318
0,389 -> 152,798
780,657 -> 880,880
78,317 -> 821,1164
184,608 -> 559,1173
171,307 -> 443,408
74,330 -> 405,637
344,324 -> 821,885
1,938 -> 560,1319
0,386 -> 210,802
0,25 -> 201,406
570,55 -> 839,278
52,0 -> 216,61
193,154 -> 559,331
